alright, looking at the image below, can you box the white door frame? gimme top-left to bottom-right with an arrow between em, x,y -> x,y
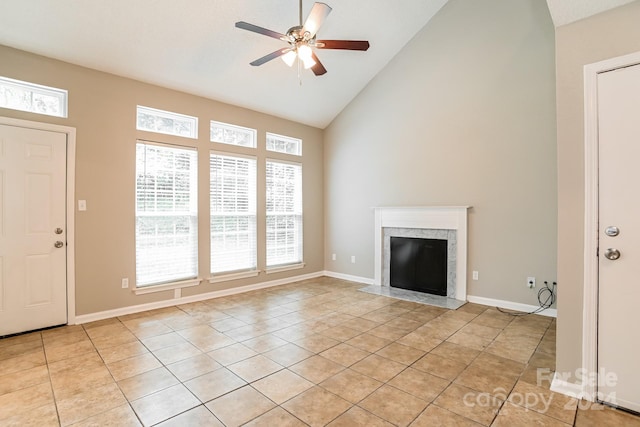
0,116 -> 76,326
582,51 -> 640,401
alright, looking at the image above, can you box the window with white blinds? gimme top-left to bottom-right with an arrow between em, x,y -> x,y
210,153 -> 257,274
135,142 -> 198,287
266,160 -> 303,268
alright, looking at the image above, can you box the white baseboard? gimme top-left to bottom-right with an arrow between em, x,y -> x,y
550,372 -> 585,399
466,295 -> 557,318
323,270 -> 375,285
76,272 -> 558,324
75,271 -> 325,325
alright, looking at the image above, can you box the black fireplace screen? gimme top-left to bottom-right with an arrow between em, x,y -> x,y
390,236 -> 447,296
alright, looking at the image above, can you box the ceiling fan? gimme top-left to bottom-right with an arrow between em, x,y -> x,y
235,1 -> 370,76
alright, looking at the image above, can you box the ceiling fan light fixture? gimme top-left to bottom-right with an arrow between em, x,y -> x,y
296,44 -> 316,69
302,55 -> 316,69
297,44 -> 313,61
235,1 -> 369,77
282,50 -> 297,67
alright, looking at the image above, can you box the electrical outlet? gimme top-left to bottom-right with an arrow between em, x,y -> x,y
527,276 -> 536,288
351,255 -> 356,264
472,271 -> 479,280
121,278 -> 129,289
332,253 -> 336,261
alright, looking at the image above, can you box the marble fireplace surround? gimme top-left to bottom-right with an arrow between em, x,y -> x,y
374,206 -> 470,301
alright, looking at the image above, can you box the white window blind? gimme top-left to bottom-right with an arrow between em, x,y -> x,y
266,160 -> 303,267
210,153 -> 257,274
136,142 -> 198,286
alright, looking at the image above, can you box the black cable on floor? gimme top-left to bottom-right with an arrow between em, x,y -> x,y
497,281 -> 557,316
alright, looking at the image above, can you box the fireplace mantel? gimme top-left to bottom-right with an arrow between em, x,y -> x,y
374,206 -> 470,301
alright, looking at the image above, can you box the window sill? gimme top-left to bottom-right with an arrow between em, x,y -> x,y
209,269 -> 260,283
133,278 -> 201,295
265,262 -> 305,275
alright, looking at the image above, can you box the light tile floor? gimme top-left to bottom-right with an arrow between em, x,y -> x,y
1,277 -> 639,426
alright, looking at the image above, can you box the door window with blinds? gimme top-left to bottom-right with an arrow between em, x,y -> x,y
210,152 -> 257,274
135,142 -> 198,287
266,160 -> 303,268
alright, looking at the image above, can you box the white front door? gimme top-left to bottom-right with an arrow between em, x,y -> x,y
597,63 -> 640,413
0,123 -> 68,336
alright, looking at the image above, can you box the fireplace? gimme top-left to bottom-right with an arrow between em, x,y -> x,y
374,206 -> 469,302
383,226 -> 457,298
390,236 -> 448,296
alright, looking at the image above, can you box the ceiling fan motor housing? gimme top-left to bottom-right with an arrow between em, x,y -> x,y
285,26 -> 320,47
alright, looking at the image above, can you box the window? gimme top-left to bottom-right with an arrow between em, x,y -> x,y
210,153 -> 257,274
266,132 -> 302,156
137,106 -> 198,139
210,121 -> 256,148
0,76 -> 67,118
136,142 -> 198,287
266,160 -> 303,268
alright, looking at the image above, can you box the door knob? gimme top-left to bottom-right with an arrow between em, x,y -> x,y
604,248 -> 621,260
55,228 -> 64,234
54,241 -> 64,248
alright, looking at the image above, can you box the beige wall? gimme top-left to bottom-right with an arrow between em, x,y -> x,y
555,1 -> 640,383
324,0 -> 557,305
0,44 -> 324,315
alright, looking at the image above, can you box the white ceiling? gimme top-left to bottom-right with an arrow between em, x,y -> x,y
0,1 -> 633,128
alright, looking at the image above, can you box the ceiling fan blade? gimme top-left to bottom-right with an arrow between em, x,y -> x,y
310,52 -> 327,76
317,40 -> 370,51
235,21 -> 286,40
250,48 -> 290,66
303,2 -> 332,38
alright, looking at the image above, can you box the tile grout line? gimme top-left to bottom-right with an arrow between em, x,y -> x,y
1,279 -> 573,426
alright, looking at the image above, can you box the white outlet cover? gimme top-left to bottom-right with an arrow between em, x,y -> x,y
527,277 -> 536,288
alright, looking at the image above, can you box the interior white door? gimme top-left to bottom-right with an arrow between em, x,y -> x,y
597,63 -> 640,413
0,123 -> 67,336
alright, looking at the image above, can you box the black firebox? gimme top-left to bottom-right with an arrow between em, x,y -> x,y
390,236 -> 447,296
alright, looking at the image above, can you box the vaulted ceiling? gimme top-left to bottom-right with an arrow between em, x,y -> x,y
0,0 -> 634,128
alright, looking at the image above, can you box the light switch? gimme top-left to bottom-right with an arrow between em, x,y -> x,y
78,200 -> 87,211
